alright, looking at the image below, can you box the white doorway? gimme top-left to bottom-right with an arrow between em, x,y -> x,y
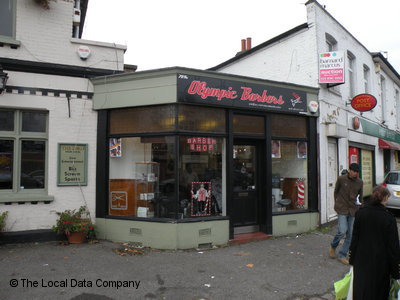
327,139 -> 338,221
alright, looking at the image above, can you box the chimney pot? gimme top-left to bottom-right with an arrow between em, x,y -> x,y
241,39 -> 246,52
246,37 -> 252,50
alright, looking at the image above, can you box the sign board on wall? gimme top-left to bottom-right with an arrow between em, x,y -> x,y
361,150 -> 373,197
57,143 -> 88,186
177,74 -> 308,114
318,51 -> 345,84
351,94 -> 377,112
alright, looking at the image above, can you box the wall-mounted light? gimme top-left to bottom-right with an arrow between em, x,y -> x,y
0,65 -> 9,94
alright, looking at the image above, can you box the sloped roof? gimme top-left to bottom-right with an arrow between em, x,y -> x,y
208,23 -> 308,71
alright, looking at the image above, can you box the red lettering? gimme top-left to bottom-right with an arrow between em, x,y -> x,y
187,81 -> 237,101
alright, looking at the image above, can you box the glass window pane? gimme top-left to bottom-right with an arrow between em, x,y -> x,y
179,136 -> 225,218
271,115 -> 307,138
0,0 -> 14,37
110,105 -> 176,134
109,136 -> 176,218
0,110 -> 14,131
233,114 -> 264,135
271,140 -> 308,212
22,111 -> 47,132
20,140 -> 45,189
179,105 -> 226,133
0,140 -> 13,189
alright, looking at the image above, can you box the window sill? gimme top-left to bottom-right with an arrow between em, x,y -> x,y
0,193 -> 54,204
0,36 -> 21,48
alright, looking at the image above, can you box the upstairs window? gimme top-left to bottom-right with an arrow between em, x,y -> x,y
0,0 -> 15,39
325,33 -> 337,51
347,51 -> 356,99
363,65 -> 370,93
381,76 -> 386,122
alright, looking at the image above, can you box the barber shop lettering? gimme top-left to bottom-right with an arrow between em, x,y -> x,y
187,137 -> 216,152
187,81 -> 284,104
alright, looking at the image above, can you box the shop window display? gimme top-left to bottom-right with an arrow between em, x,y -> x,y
179,137 -> 225,218
271,140 -> 308,212
108,137 -> 176,218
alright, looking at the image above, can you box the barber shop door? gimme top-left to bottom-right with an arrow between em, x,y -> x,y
233,142 -> 262,234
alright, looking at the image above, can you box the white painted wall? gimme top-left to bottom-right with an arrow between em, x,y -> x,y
0,0 -> 126,232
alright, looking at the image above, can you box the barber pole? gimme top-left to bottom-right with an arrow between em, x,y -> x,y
297,178 -> 305,208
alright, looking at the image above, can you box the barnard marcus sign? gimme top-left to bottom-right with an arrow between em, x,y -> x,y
318,51 -> 345,84
177,74 -> 307,114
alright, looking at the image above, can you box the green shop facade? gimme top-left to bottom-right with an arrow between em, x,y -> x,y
92,67 -> 320,249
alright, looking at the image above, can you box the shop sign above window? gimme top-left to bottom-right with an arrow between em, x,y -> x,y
318,51 -> 345,84
350,94 -> 377,112
177,74 -> 307,114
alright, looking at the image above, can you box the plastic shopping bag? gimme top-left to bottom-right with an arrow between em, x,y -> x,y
388,278 -> 400,300
334,267 -> 353,300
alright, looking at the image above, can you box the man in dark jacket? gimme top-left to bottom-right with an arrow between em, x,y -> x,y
329,163 -> 363,265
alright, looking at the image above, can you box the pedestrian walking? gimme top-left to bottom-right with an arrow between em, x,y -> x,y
349,185 -> 400,299
329,163 -> 363,265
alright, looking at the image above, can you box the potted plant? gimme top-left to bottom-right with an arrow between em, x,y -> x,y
0,211 -> 8,232
53,206 -> 95,244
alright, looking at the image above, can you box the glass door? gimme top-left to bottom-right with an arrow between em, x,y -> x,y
232,143 -> 260,232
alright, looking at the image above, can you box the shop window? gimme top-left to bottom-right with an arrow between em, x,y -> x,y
109,105 -> 176,134
179,136 -> 225,218
108,136 -> 176,218
0,110 -> 48,192
271,140 -> 308,212
271,115 -> 307,138
233,114 -> 264,135
178,105 -> 225,133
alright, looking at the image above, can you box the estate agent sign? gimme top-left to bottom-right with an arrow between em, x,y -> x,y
57,143 -> 88,186
318,51 -> 345,84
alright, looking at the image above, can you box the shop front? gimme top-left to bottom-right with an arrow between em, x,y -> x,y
92,67 -> 319,249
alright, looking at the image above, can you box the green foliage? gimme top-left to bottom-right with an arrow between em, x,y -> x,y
0,211 -> 8,232
52,206 -> 95,239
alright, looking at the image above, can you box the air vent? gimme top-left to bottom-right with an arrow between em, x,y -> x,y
198,243 -> 212,249
199,228 -> 211,237
288,220 -> 297,226
130,228 -> 142,235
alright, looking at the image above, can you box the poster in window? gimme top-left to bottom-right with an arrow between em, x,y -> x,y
271,140 -> 281,158
110,138 -> 122,158
297,141 -> 307,158
191,181 -> 211,216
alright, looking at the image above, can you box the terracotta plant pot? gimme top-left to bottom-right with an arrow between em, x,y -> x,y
67,232 -> 86,244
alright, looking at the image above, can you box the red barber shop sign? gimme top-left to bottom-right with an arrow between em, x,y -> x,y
350,94 -> 377,112
177,74 -> 308,114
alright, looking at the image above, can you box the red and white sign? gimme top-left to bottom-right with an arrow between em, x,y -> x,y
187,137 -> 216,152
318,51 -> 345,84
350,94 -> 377,112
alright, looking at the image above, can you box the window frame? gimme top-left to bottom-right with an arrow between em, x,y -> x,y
0,0 -> 20,47
0,109 -> 52,203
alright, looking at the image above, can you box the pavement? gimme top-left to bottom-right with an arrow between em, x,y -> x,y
0,225 -> 350,300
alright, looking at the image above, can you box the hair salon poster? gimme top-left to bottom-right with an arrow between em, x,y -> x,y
177,74 -> 307,113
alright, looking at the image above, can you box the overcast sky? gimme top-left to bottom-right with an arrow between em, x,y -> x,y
83,0 -> 400,73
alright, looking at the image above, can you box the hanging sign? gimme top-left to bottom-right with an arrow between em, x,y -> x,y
318,51 -> 345,84
57,143 -> 88,186
177,74 -> 307,114
350,94 -> 377,112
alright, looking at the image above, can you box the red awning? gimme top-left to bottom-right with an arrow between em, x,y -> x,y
378,138 -> 400,150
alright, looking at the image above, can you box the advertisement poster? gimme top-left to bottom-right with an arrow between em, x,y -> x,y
318,51 -> 345,84
57,143 -> 88,186
110,138 -> 122,158
361,149 -> 373,197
